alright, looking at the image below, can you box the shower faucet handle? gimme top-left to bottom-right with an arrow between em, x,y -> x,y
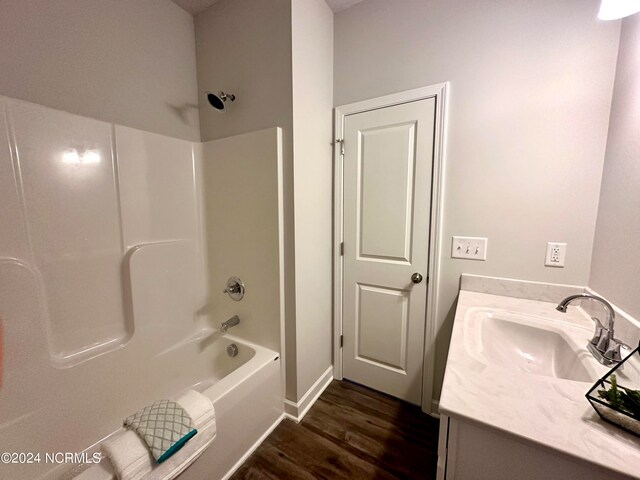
223,284 -> 240,294
223,276 -> 245,301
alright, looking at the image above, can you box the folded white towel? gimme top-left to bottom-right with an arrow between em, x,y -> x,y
99,390 -> 216,480
102,430 -> 154,480
73,457 -> 116,480
175,390 -> 214,425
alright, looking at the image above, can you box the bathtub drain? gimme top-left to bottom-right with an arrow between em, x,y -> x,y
227,343 -> 239,357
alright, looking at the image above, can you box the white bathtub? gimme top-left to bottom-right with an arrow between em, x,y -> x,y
56,335 -> 283,480
179,335 -> 283,480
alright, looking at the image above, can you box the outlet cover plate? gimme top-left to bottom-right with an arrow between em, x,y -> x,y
451,236 -> 488,261
545,242 -> 567,267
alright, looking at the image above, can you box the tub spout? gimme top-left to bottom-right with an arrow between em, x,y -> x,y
220,315 -> 240,333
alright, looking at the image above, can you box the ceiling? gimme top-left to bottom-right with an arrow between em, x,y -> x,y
324,0 -> 366,12
172,0 -> 366,16
172,0 -> 220,15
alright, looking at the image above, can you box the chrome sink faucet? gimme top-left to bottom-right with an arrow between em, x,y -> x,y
556,294 -> 628,366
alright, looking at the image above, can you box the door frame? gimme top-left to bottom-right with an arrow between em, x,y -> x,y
333,83 -> 448,415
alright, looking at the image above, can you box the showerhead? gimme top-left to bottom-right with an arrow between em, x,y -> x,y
205,91 -> 235,112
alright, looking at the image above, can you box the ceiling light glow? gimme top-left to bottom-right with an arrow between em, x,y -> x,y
81,150 -> 101,164
598,0 -> 640,20
61,148 -> 101,165
62,149 -> 81,164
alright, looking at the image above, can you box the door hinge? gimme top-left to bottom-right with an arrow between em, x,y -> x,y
340,334 -> 343,348
335,138 -> 344,155
340,242 -> 344,256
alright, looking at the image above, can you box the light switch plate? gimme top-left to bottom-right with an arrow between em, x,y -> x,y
545,242 -> 566,267
451,236 -> 487,261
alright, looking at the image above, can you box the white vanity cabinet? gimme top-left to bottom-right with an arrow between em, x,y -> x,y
437,415 -> 633,480
437,275 -> 640,480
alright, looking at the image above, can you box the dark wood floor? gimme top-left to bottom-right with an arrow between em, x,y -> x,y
231,380 -> 440,480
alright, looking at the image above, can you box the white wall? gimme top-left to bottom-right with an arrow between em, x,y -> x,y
290,0 -> 334,400
195,0 -> 334,403
590,14 -> 640,321
194,0 -> 293,143
0,0 -> 200,141
194,0 -> 298,398
334,0 -> 620,400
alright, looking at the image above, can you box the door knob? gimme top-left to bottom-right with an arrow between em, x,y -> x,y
411,272 -> 423,284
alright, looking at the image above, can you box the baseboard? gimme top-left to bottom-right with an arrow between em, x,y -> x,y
429,399 -> 440,419
284,365 -> 333,423
221,412 -> 285,480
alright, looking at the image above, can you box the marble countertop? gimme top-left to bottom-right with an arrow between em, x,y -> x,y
439,284 -> 640,479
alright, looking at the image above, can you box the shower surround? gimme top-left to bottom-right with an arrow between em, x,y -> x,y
0,96 -> 285,479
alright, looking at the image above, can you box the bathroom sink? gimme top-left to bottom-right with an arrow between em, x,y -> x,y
463,309 -> 597,382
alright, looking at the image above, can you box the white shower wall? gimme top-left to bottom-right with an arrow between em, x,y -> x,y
199,129 -> 285,354
0,96 -> 283,480
5,98 -> 132,365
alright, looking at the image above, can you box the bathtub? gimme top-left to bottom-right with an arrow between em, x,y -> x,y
28,334 -> 283,480
179,335 -> 283,480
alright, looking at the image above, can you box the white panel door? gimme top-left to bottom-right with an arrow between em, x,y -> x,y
342,98 -> 435,404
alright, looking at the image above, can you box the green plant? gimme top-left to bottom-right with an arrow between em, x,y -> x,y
598,374 -> 640,419
598,374 -> 622,409
620,388 -> 640,419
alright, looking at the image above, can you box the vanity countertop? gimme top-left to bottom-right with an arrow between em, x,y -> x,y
439,287 -> 640,479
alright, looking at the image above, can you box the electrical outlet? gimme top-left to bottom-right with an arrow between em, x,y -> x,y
451,236 -> 487,261
545,242 -> 566,267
